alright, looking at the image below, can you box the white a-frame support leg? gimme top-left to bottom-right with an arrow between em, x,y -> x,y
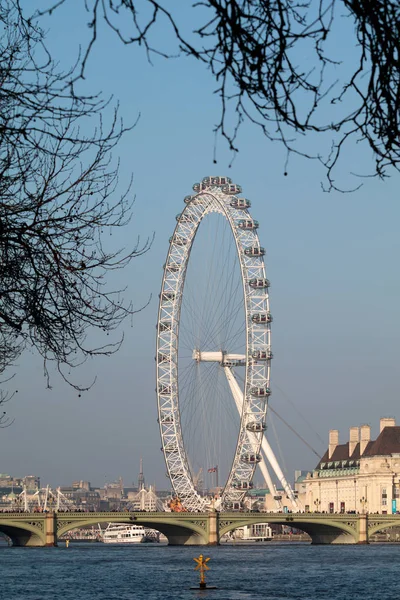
223,367 -> 281,510
223,366 -> 301,511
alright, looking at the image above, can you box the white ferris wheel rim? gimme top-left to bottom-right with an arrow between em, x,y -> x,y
156,177 -> 272,511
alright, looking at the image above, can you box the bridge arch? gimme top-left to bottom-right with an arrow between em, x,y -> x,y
219,516 -> 358,544
0,518 -> 46,547
368,520 -> 400,538
57,514 -> 209,546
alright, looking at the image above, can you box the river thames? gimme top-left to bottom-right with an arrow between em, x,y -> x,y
2,542 -> 400,600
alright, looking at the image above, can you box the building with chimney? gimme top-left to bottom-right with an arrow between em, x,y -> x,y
303,417 -> 400,514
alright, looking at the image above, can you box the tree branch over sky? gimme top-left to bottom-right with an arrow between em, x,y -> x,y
40,0 -> 400,190
0,1 -> 152,388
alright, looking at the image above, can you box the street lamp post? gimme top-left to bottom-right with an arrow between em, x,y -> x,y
314,499 -> 321,513
360,496 -> 367,514
354,479 -> 357,512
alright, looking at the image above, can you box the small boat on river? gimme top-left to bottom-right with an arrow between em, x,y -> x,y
101,524 -> 160,544
226,523 -> 273,542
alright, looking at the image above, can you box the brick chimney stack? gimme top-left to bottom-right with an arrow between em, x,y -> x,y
329,429 -> 339,459
380,417 -> 396,433
349,426 -> 359,457
360,424 -> 371,455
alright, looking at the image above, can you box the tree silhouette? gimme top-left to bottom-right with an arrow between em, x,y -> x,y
40,0 -> 400,189
0,1 -> 152,388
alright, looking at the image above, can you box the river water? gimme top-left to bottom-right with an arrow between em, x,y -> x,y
1,542 -> 399,600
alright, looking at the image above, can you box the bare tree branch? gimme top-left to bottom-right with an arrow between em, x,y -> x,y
0,1 -> 152,389
39,0 -> 400,188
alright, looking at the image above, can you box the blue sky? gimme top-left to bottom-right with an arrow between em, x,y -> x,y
2,3 -> 399,491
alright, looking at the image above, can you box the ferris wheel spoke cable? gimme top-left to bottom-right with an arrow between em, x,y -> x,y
222,318 -> 246,353
217,253 -> 243,347
196,226 -> 239,350
182,357 -> 241,477
181,356 -> 241,449
181,365 -> 222,443
202,273 -> 244,352
180,365 -> 204,422
202,366 -> 239,476
204,263 -> 239,347
180,273 -> 234,353
210,250 -> 242,347
180,287 -> 206,350
234,371 -> 322,460
180,364 -> 210,423
200,268 -> 244,352
268,406 -> 322,459
188,365 -> 224,473
178,363 -> 198,397
268,410 -> 288,479
218,249 -> 246,342
272,382 -> 325,448
197,216 -> 225,344
181,262 -> 217,345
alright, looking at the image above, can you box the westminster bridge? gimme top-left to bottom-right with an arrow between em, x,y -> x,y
1,511 -> 400,546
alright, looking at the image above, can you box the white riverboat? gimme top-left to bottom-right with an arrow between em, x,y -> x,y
228,523 -> 273,542
101,524 -> 160,544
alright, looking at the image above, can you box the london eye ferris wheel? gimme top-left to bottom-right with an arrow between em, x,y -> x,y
156,176 -> 299,512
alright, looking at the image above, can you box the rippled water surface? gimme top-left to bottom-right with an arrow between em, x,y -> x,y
1,542 -> 399,600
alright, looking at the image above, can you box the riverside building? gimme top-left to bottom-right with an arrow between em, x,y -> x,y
303,417 -> 400,514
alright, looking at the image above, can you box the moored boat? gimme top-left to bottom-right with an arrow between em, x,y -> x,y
226,523 -> 273,542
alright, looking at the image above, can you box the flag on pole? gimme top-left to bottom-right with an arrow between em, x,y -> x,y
208,467 -> 217,473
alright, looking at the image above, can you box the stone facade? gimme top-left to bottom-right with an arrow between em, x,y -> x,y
302,418 -> 400,514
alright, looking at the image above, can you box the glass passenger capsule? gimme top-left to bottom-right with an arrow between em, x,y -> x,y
244,246 -> 265,257
184,195 -> 194,203
157,353 -> 170,363
165,263 -> 180,272
193,182 -> 208,192
230,198 -> 251,209
223,359 -> 244,367
250,386 -> 271,397
160,414 -> 174,423
251,312 -> 272,324
241,453 -> 262,464
222,183 -> 242,194
176,212 -> 194,223
158,385 -> 172,395
251,349 -> 273,361
202,175 -> 232,186
246,421 -> 266,432
249,278 -> 270,289
160,292 -> 175,302
158,321 -> 172,331
225,502 -> 244,511
169,235 -> 187,246
232,481 -> 254,490
164,442 -> 178,453
238,219 -> 259,230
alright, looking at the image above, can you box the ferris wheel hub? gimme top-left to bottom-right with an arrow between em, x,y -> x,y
192,350 -> 246,366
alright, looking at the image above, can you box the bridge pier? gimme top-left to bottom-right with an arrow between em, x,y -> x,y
157,526 -> 207,545
45,513 -> 57,547
357,514 -> 368,544
207,511 -> 218,545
